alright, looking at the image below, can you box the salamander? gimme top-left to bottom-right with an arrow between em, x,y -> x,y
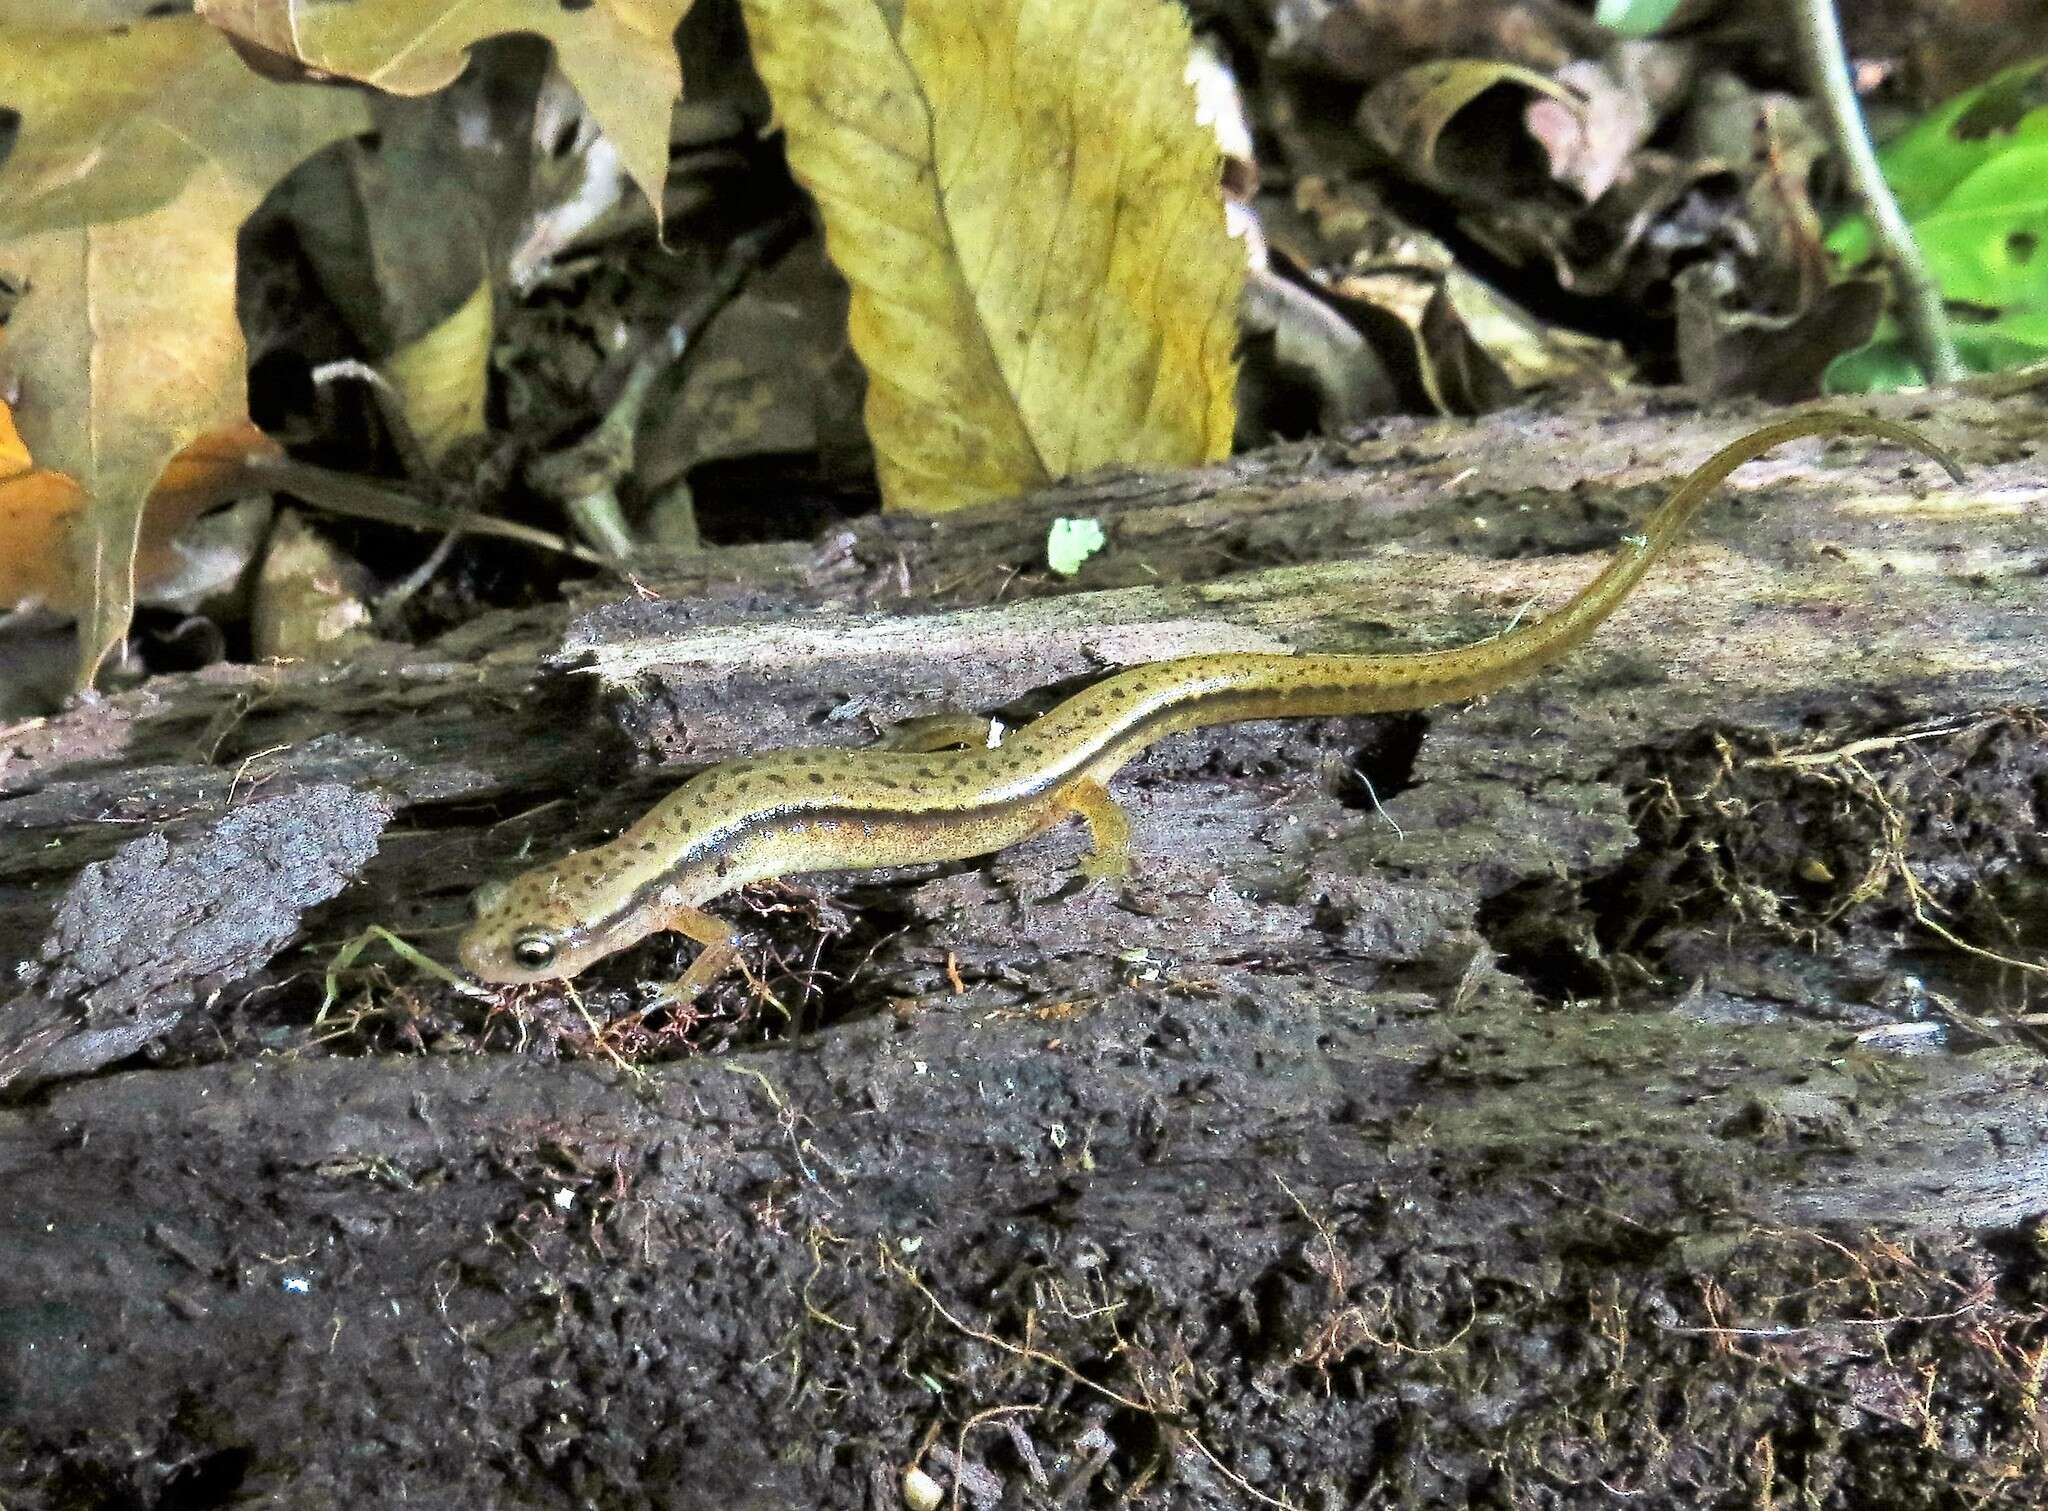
460,413 -> 1958,993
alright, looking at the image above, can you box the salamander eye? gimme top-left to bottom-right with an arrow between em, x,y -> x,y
512,933 -> 557,970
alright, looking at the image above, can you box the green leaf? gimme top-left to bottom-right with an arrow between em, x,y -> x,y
1977,303 -> 2048,346
1824,310 -> 2048,393
1046,517 -> 1106,577
1592,0 -> 1686,38
1822,338 -> 1924,395
1909,143 -> 2048,308
1826,58 -> 2048,268
1824,57 -> 2048,389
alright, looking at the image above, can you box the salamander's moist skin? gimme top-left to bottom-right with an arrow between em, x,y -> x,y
460,414 -> 1960,992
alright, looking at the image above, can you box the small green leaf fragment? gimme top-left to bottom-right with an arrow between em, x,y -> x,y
1046,516 -> 1106,577
1592,0 -> 1685,37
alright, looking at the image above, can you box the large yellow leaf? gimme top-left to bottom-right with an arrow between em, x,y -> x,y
197,0 -> 694,221
0,11 -> 368,684
0,15 -> 369,239
8,184 -> 251,678
739,0 -> 1242,512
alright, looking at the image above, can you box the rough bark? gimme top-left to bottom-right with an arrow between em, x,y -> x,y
1,392 -> 2044,1509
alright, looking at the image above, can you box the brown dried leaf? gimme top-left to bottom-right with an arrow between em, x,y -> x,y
1288,175 -> 1632,413
252,508 -> 377,663
1358,58 -> 1579,198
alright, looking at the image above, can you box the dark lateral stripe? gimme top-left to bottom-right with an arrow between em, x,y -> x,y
568,679 -> 1321,950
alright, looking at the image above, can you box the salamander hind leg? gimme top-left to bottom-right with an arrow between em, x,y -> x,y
1059,778 -> 1135,883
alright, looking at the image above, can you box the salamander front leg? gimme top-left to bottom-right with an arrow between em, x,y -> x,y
1058,778 -> 1135,882
876,713 -> 1000,753
651,904 -> 740,1008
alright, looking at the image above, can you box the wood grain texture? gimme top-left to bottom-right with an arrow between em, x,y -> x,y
1,391 -> 2044,1505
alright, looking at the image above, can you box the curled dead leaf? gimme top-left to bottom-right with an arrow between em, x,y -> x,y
1359,59 -> 1581,198
1286,176 -> 1632,414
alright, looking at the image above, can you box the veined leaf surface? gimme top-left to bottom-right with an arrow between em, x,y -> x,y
740,0 -> 1242,512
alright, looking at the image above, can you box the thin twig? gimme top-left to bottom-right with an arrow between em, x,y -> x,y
1790,0 -> 1962,384
257,457 -> 602,563
527,211 -> 805,559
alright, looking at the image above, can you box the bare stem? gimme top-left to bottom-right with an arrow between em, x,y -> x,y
527,212 -> 803,560
1791,0 -> 1962,385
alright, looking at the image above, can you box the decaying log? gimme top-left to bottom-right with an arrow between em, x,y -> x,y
1,392 -> 2044,1507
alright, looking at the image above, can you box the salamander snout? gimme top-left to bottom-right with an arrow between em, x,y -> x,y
459,873 -> 579,985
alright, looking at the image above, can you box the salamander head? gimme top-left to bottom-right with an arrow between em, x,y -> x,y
458,840 -> 710,985
459,761 -> 814,985
458,828 -> 745,986
457,861 -> 608,985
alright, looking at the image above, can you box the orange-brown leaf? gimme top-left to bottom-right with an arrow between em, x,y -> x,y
0,389 -> 278,617
131,422 -> 283,597
0,392 -> 89,614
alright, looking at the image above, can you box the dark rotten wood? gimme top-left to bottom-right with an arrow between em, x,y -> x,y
1,391 -> 2044,1508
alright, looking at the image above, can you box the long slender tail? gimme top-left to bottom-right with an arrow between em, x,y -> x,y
1369,411 -> 1964,707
